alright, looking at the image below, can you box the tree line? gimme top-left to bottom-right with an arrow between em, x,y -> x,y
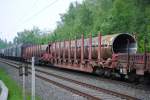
0,38 -> 12,49
0,0 -> 150,52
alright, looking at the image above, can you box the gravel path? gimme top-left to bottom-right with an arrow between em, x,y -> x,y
0,62 -> 86,100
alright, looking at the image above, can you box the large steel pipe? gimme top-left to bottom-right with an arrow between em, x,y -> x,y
90,33 -> 137,59
111,33 -> 137,54
50,33 -> 137,59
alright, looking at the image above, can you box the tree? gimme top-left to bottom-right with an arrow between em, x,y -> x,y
0,38 -> 9,49
11,0 -> 150,52
52,0 -> 150,52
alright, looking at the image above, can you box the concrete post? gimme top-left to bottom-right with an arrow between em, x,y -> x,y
31,57 -> 35,100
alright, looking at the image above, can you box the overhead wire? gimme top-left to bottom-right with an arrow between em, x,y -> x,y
17,0 -> 39,25
20,0 -> 59,24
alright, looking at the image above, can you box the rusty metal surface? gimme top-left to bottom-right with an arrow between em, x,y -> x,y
23,44 -> 48,59
116,53 -> 150,75
49,33 -> 137,60
41,33 -> 140,75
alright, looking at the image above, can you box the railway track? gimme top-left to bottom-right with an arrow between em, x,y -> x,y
3,58 -> 149,92
0,58 -> 140,100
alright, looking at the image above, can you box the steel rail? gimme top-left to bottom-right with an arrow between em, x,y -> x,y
0,58 -> 140,100
0,59 -> 101,100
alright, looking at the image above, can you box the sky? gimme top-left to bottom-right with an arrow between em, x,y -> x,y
0,0 -> 83,42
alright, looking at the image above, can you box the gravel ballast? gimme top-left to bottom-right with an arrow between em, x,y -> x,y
1,59 -> 150,100
36,65 -> 150,100
0,62 -> 86,100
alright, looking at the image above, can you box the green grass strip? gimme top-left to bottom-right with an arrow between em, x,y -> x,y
0,68 -> 41,100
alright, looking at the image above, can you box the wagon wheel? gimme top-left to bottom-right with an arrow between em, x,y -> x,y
104,69 -> 112,78
94,67 -> 105,76
116,62 -> 127,80
138,75 -> 149,85
128,71 -> 137,83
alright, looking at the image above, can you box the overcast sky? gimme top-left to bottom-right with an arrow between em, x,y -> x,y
0,0 -> 83,42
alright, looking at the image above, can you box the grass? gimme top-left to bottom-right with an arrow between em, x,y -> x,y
0,68 -> 41,100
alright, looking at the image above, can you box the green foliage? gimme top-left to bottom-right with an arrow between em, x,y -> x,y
12,0 -> 150,52
13,27 -> 52,45
0,68 -> 41,100
13,27 -> 40,44
0,38 -> 10,49
53,0 -> 150,52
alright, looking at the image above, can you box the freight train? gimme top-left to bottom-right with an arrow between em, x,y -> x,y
0,33 -> 149,83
